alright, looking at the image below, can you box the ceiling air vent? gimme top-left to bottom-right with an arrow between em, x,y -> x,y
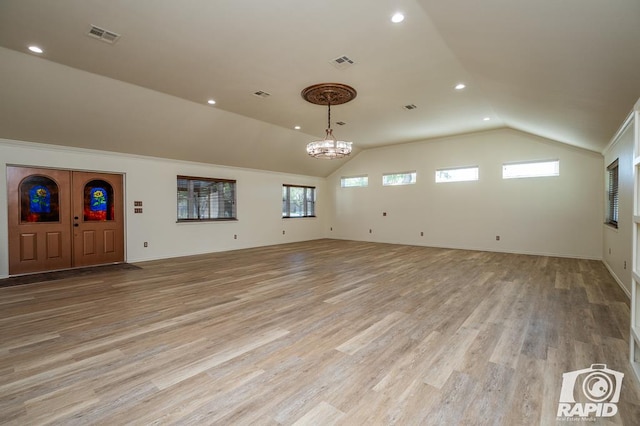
330,55 -> 355,70
403,104 -> 418,110
87,25 -> 121,44
253,90 -> 271,99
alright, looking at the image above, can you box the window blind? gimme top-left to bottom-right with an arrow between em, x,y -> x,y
607,160 -> 619,227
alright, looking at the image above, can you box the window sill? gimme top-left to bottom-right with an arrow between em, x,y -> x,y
604,222 -> 619,232
282,216 -> 317,219
177,218 -> 238,223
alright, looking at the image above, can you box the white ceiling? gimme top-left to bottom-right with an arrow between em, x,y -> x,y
0,0 -> 639,176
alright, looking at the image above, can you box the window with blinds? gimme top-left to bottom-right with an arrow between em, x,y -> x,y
607,159 -> 619,228
282,184 -> 316,218
177,176 -> 237,221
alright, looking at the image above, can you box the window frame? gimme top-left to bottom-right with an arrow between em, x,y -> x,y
176,175 -> 237,222
435,166 -> 479,183
282,184 -> 316,218
606,159 -> 619,229
382,171 -> 417,186
502,159 -> 560,179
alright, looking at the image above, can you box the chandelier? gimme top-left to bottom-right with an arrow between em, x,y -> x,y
301,83 -> 357,159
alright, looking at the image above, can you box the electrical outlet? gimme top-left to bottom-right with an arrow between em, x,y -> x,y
624,261 -> 627,269
420,231 -> 424,236
330,227 -> 333,231
369,229 -> 372,234
609,248 -> 611,254
234,234 -> 237,239
496,236 -> 500,241
143,242 -> 148,247
282,230 -> 285,235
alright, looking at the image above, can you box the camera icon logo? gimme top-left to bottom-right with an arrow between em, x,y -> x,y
557,364 -> 624,418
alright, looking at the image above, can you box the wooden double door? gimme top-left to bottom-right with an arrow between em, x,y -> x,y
7,166 -> 124,275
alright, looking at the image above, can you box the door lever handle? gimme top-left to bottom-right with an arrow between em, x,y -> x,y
73,223 -> 79,227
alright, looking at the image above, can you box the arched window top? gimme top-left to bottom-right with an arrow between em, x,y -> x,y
84,180 -> 114,221
20,175 -> 60,223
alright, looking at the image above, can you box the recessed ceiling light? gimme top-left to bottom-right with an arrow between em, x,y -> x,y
28,45 -> 43,54
454,83 -> 466,90
207,99 -> 216,105
294,126 -> 301,130
391,12 -> 405,23
483,117 -> 491,121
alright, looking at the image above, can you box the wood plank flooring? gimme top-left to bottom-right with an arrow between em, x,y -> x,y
1,239 -> 639,425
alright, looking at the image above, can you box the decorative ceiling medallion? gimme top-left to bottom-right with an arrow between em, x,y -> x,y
302,83 -> 356,160
301,83 -> 357,106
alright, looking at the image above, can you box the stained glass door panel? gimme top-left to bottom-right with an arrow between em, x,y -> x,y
19,176 -> 60,223
83,180 -> 114,221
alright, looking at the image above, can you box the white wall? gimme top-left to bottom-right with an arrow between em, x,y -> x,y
326,128 -> 603,259
602,116 -> 635,297
0,139 -> 327,278
0,127 -> 608,278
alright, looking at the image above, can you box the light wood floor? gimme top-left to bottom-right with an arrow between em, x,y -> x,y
1,239 -> 639,425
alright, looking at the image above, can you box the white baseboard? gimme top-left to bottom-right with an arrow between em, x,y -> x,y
602,259 -> 632,299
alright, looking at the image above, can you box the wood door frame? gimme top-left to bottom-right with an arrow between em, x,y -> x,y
6,165 -> 126,275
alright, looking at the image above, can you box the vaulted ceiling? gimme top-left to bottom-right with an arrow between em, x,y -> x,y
1,0 -> 639,176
